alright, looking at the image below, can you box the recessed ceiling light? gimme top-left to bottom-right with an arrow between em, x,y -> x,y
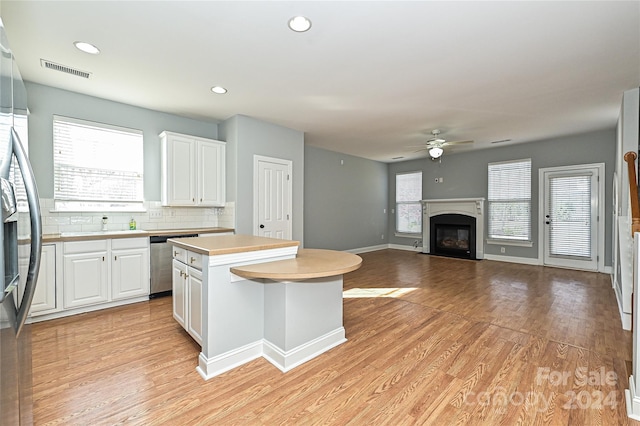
74,41 -> 100,55
211,86 -> 227,94
288,16 -> 312,32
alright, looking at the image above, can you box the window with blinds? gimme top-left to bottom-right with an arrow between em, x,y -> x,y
548,174 -> 592,258
487,158 -> 531,241
396,171 -> 422,234
53,115 -> 144,211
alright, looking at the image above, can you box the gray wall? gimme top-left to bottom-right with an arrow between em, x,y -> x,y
220,115 -> 305,242
388,128 -> 616,265
304,146 -> 388,251
25,82 -> 220,200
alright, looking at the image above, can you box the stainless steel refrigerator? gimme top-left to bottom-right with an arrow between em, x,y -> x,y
0,17 -> 43,426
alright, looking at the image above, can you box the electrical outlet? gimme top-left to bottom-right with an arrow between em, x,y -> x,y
438,177 -> 444,183
149,210 -> 162,219
381,234 -> 384,240
500,247 -> 506,254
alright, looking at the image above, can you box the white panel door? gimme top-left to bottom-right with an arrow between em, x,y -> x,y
254,156 -> 292,239
542,165 -> 600,271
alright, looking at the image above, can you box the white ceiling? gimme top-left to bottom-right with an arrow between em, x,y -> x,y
2,1 -> 639,163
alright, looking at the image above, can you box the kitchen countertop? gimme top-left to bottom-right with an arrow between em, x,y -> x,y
42,227 -> 234,243
168,234 -> 299,256
231,248 -> 362,280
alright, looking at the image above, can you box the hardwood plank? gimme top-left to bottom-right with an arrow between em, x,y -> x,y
31,249 -> 639,425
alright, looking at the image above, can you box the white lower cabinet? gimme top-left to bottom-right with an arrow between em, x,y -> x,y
18,243 -> 58,316
63,240 -> 109,309
186,267 -> 203,345
31,244 -> 57,314
172,248 -> 203,346
62,237 -> 149,310
172,259 -> 187,328
111,238 -> 150,300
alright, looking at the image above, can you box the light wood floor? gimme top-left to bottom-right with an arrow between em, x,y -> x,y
31,250 -> 639,425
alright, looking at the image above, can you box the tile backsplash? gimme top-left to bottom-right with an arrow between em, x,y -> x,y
39,198 -> 235,235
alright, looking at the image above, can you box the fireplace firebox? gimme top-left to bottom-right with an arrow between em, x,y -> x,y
430,214 -> 477,260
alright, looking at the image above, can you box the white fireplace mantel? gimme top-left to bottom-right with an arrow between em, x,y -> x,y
421,198 -> 485,259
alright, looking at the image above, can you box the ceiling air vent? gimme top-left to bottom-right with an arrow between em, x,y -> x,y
40,59 -> 91,79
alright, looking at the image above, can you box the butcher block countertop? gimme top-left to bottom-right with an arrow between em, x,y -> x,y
42,227 -> 234,243
168,234 -> 300,256
231,248 -> 362,280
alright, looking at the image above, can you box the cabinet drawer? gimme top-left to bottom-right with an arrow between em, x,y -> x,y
112,237 -> 148,250
64,240 -> 108,254
186,251 -> 202,270
172,246 -> 187,263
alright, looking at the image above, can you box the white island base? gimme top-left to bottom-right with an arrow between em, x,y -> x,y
168,235 -> 361,380
198,276 -> 346,379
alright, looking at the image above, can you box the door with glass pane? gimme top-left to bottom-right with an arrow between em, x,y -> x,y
542,166 -> 599,271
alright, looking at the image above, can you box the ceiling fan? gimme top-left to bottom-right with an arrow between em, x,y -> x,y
416,129 -> 473,160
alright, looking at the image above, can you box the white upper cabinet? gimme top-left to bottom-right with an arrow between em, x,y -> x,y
160,131 -> 226,207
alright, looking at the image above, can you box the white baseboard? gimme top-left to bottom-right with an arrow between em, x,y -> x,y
196,340 -> 263,381
196,329 -> 347,380
627,375 -> 640,420
482,254 -> 541,266
614,282 -> 632,330
388,243 -> 423,252
346,244 -> 388,254
262,328 -> 346,373
601,265 -> 613,274
26,295 -> 150,324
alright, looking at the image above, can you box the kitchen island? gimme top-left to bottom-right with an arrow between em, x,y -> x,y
168,235 -> 362,380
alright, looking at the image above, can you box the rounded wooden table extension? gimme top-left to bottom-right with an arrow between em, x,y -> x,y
230,248 -> 362,280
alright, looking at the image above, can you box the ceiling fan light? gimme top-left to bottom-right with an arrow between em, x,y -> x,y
429,146 -> 443,159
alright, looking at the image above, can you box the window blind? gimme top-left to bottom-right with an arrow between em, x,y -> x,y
487,159 -> 531,240
53,116 -> 143,210
548,174 -> 591,258
396,171 -> 422,234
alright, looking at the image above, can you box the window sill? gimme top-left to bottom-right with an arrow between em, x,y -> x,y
395,232 -> 422,238
52,201 -> 146,213
486,239 -> 533,248
50,207 -> 147,214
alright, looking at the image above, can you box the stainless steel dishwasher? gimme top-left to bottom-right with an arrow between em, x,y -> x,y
149,234 -> 198,298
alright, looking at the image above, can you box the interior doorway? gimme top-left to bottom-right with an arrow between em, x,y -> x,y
253,155 -> 292,239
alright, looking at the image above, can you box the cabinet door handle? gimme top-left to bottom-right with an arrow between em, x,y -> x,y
192,198 -> 195,202
190,257 -> 196,263
184,273 -> 189,279
179,270 -> 184,277
174,250 -> 179,256
102,256 -> 105,261
114,256 -> 117,261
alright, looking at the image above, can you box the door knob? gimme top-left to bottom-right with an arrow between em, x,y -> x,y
259,224 -> 265,229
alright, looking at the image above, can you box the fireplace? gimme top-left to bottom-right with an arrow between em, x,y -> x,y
421,198 -> 485,260
430,214 -> 476,259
